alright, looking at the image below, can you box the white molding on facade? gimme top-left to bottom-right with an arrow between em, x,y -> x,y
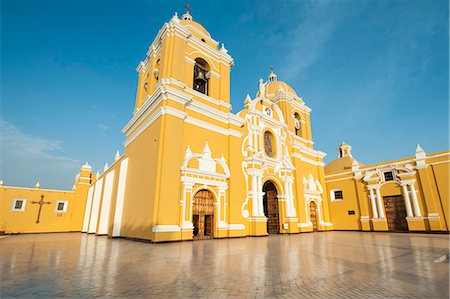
112,158 -> 129,237
360,216 -> 370,222
152,225 -> 181,232
425,152 -> 450,159
292,153 -> 325,167
227,224 -> 246,230
248,217 -> 268,222
406,216 -> 426,221
429,160 -> 450,166
88,178 -> 104,234
325,176 -> 353,183
297,222 -> 312,228
371,218 -> 387,222
98,171 -> 115,235
82,186 -> 95,232
1,186 -> 75,193
185,115 -> 243,138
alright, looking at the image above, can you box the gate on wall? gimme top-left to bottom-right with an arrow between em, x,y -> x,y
384,195 -> 409,231
193,190 -> 215,240
263,181 -> 280,234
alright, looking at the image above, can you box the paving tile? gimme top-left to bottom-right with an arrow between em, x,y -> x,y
0,232 -> 448,298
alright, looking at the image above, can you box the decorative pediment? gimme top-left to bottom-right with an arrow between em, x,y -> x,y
182,142 -> 230,177
303,173 -> 323,194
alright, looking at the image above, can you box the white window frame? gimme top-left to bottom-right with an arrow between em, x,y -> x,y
55,200 -> 68,213
11,199 -> 27,212
330,189 -> 343,202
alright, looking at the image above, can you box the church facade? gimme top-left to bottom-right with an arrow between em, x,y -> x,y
1,12 -> 448,240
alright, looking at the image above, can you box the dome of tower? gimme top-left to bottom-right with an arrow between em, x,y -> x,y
256,68 -> 298,97
265,81 -> 297,96
324,142 -> 364,174
180,12 -> 211,37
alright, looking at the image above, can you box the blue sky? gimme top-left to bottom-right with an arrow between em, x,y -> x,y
1,0 -> 448,189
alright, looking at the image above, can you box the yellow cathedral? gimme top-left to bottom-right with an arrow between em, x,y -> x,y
1,11 -> 449,241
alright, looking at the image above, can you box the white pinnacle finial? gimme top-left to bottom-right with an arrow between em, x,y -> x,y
35,182 -> 40,189
244,94 -> 252,104
171,12 -> 180,23
203,141 -> 211,155
96,171 -> 100,177
82,162 -> 92,171
415,144 -> 427,168
115,150 -> 120,161
416,144 -> 425,153
185,145 -> 192,158
104,163 -> 109,172
0,180 -> 3,186
220,43 -> 228,54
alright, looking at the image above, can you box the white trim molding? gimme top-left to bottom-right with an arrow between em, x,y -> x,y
152,225 -> 181,232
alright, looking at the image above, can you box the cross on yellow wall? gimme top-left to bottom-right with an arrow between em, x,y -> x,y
31,195 -> 51,224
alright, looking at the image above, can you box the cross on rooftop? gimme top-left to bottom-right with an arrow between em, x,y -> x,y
184,3 -> 192,13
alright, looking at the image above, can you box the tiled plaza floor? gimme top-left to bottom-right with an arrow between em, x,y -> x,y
0,232 -> 448,298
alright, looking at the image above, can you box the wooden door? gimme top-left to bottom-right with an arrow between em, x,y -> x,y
384,196 -> 408,231
263,182 -> 279,234
266,190 -> 280,234
309,202 -> 318,231
193,190 -> 215,240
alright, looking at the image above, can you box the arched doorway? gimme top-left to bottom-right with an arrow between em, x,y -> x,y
384,196 -> 409,231
309,201 -> 319,231
192,189 -> 215,240
263,181 -> 279,234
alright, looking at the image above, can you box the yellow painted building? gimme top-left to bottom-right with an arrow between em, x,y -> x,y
325,143 -> 449,232
0,163 -> 94,234
2,11 -> 448,240
80,11 -> 448,242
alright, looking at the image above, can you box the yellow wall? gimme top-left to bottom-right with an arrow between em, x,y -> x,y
325,150 -> 449,232
0,165 -> 93,234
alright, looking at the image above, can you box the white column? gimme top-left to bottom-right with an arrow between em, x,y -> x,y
287,181 -> 296,217
401,184 -> 414,218
188,188 -> 194,222
252,175 -> 258,216
369,188 -> 378,218
409,183 -> 422,217
375,187 -> 385,218
257,176 -> 264,216
287,182 -> 293,216
182,186 -> 187,224
217,192 -> 222,222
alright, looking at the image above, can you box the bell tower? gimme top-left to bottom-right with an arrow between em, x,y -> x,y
133,10 -> 234,112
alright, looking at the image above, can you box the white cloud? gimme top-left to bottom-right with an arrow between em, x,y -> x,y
0,119 -> 81,189
281,2 -> 344,80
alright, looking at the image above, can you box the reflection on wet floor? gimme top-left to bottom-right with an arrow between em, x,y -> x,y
0,232 -> 448,298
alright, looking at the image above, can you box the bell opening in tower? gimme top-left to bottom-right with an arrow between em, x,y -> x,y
193,58 -> 210,95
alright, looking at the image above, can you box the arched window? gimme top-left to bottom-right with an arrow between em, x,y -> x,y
264,131 -> 276,158
294,113 -> 301,136
193,58 -> 210,95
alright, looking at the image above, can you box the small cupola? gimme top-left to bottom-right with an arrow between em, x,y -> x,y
181,10 -> 192,22
268,67 -> 277,83
338,142 -> 353,158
